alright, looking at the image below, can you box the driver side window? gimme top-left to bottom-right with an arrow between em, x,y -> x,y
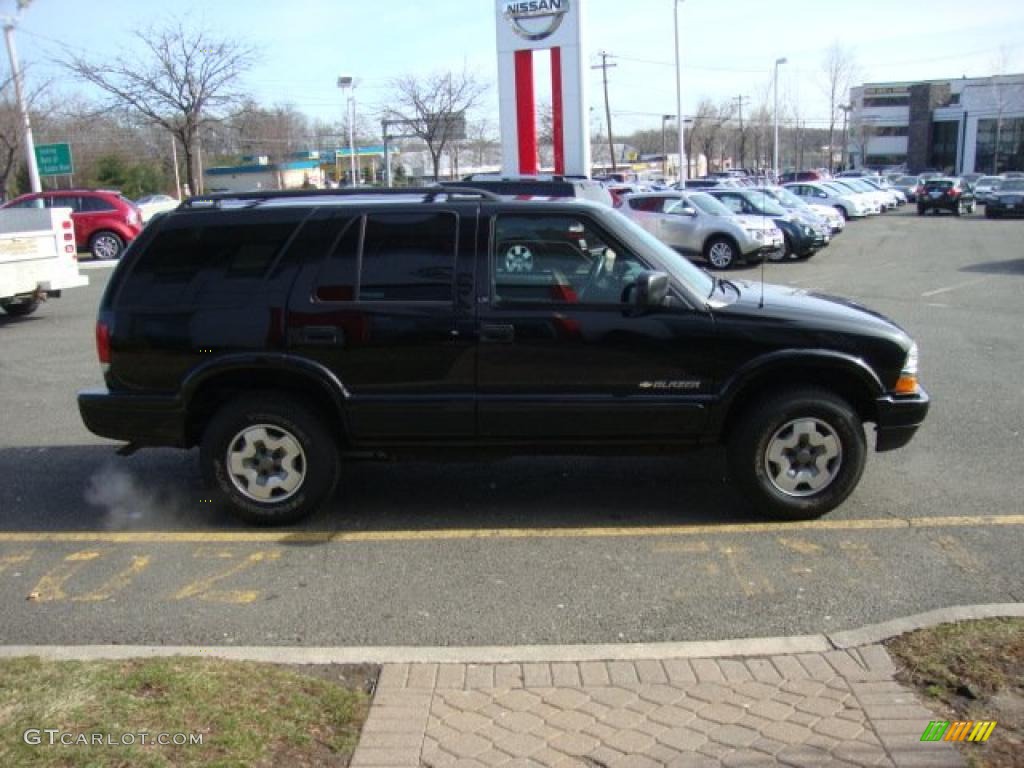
492,214 -> 648,305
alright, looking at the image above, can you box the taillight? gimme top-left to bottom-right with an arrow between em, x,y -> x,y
95,322 -> 111,369
947,188 -> 960,197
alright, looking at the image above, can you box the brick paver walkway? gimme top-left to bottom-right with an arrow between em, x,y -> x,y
350,645 -> 964,767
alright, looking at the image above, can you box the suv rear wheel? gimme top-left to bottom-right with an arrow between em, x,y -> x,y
727,388 -> 866,520
90,231 -> 125,260
201,394 -> 340,525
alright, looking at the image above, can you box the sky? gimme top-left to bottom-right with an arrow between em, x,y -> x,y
6,0 -> 1024,138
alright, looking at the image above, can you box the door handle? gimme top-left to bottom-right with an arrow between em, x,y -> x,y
480,323 -> 515,343
301,325 -> 339,344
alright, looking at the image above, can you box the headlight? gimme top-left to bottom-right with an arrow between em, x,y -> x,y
802,225 -> 814,235
744,229 -> 765,240
894,342 -> 919,394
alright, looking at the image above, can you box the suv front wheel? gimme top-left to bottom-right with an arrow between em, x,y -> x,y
704,236 -> 738,269
727,388 -> 866,520
201,394 -> 340,525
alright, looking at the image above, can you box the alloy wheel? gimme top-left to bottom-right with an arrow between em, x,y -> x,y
764,417 -> 843,497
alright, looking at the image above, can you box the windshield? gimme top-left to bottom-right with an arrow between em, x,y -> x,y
687,192 -> 733,216
741,192 -> 786,216
607,210 -> 715,297
824,182 -> 855,196
977,177 -> 1001,186
999,180 -> 1024,192
897,176 -> 920,185
769,187 -> 805,208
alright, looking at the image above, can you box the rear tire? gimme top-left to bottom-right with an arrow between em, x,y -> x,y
201,394 -> 340,526
1,299 -> 40,317
727,388 -> 867,520
89,231 -> 125,260
917,205 -> 926,215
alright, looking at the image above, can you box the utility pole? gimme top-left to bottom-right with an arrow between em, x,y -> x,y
661,114 -> 674,179
732,95 -> 746,170
592,51 -> 618,173
2,1 -> 41,194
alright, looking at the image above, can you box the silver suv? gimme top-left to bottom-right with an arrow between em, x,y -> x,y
621,191 -> 783,269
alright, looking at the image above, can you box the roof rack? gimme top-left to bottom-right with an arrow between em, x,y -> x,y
179,186 -> 500,210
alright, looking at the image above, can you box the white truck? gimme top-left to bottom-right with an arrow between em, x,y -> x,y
0,207 -> 88,317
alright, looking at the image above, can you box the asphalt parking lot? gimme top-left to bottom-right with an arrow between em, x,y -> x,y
1,207 -> 1022,648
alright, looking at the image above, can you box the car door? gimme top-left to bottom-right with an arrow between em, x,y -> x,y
477,210 -> 716,441
286,207 -> 476,443
654,197 -> 701,254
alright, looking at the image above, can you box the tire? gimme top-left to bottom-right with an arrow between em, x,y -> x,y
201,394 -> 340,526
917,205 -> 926,216
727,388 -> 867,520
89,231 -> 125,260
704,236 -> 738,270
968,202 -> 976,214
954,201 -> 964,217
1,299 -> 40,317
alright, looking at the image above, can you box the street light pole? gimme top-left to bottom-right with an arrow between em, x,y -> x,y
673,0 -> 686,186
773,57 -> 787,182
337,75 -> 357,186
3,1 -> 41,194
661,114 -> 674,179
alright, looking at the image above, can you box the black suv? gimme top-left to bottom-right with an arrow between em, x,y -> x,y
916,178 -> 976,215
79,188 -> 929,525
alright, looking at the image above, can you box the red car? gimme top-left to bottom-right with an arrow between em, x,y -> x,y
2,189 -> 143,260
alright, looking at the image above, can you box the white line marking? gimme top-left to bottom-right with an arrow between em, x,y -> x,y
77,261 -> 116,271
920,277 -> 988,297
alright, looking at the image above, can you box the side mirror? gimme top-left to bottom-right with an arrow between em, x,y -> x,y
677,206 -> 698,217
630,271 -> 670,308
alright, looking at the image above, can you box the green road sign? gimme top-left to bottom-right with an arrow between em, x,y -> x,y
35,143 -> 74,176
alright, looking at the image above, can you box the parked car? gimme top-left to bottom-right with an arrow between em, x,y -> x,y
621,191 -> 781,269
961,173 -> 985,185
676,179 -> 724,190
973,176 -> 1004,204
784,181 -> 871,220
892,175 -> 924,202
983,178 -> 1024,218
779,170 -> 830,183
819,181 -> 882,215
859,177 -> 906,206
1,189 -> 143,260
754,185 -> 844,236
707,188 -> 826,260
1000,171 -> 1024,179
830,179 -> 895,211
916,178 -> 976,215
77,187 -> 929,525
447,175 -> 615,206
134,194 -> 180,223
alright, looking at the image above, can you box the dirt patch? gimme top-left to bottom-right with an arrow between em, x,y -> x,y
886,617 -> 1023,768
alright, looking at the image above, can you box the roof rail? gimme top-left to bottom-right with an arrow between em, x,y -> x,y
179,186 -> 501,209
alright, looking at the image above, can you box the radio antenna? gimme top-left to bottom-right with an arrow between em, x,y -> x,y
759,185 -> 767,309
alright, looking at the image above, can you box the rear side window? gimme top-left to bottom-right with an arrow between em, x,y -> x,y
119,209 -> 305,307
80,196 -> 117,212
627,197 -> 660,212
360,212 -> 457,301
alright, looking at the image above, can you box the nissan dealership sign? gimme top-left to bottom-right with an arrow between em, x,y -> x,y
503,0 -> 570,41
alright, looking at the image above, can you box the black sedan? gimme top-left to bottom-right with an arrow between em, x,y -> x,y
984,179 -> 1024,218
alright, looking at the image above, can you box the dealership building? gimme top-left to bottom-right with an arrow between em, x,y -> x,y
848,74 -> 1024,174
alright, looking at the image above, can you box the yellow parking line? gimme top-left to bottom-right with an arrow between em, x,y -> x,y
0,515 -> 1021,545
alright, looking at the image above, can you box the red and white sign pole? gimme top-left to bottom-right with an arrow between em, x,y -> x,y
496,0 -> 590,177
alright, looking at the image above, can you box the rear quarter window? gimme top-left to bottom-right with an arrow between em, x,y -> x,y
117,209 -> 307,308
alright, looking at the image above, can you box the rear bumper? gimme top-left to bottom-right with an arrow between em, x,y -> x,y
874,388 -> 930,452
78,388 -> 188,448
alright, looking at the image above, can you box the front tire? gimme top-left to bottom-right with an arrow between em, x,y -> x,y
90,231 -> 125,260
727,388 -> 867,520
1,299 -> 40,317
917,205 -> 926,216
201,394 -> 340,526
704,236 -> 738,270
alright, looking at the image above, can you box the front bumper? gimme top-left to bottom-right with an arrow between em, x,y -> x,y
78,388 -> 188,448
874,388 -> 930,452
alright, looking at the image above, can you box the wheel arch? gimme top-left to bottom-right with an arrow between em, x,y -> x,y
713,351 -> 884,443
703,231 -> 742,259
181,354 -> 349,448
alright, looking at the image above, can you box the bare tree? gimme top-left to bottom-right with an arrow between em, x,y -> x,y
820,42 -> 858,173
0,70 -> 55,199
386,69 -> 487,180
64,22 -> 255,194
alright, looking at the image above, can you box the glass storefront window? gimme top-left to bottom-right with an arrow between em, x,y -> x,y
975,117 -> 1024,175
